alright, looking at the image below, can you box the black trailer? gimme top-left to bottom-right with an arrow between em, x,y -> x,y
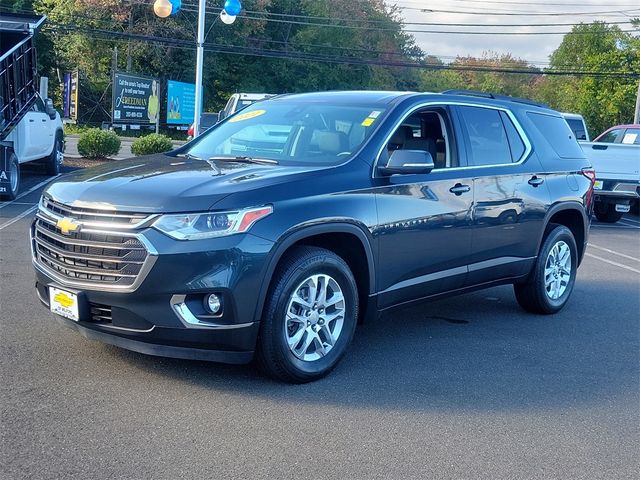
0,13 -> 45,199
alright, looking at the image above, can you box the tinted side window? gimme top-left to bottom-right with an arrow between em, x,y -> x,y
597,128 -> 622,144
566,119 -> 587,140
500,111 -> 526,161
527,112 -> 585,159
458,106 -> 512,166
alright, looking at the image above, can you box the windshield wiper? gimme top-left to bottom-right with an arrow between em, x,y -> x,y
209,155 -> 279,165
177,153 -> 204,161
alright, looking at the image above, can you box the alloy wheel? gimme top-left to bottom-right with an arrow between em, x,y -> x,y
544,240 -> 572,300
284,274 -> 345,362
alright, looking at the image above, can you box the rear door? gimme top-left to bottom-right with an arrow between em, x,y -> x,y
454,104 -> 550,285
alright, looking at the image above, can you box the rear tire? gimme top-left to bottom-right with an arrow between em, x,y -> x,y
514,225 -> 577,314
1,152 -> 20,201
255,246 -> 359,383
44,132 -> 63,176
594,202 -> 623,223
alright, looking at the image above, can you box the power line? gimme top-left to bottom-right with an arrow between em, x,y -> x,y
43,23 -> 640,78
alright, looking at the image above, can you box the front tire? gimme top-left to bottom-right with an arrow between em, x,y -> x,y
256,246 -> 359,383
44,132 -> 63,176
514,225 -> 578,314
594,202 -> 623,223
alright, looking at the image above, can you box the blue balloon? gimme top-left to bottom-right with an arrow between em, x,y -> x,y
170,0 -> 181,15
224,0 -> 241,16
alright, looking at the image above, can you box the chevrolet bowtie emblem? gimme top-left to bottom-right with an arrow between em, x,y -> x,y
56,217 -> 81,235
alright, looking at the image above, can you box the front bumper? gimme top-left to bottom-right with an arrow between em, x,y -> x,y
33,227 -> 275,364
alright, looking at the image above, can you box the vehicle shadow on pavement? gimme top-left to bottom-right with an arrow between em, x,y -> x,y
104,279 -> 638,412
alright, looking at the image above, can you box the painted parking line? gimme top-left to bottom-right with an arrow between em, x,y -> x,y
592,224 -> 640,230
585,252 -> 640,274
0,175 -> 59,210
619,218 -> 640,227
0,205 -> 37,231
588,244 -> 640,262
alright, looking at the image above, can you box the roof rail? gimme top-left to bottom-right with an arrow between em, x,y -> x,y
441,89 -> 550,109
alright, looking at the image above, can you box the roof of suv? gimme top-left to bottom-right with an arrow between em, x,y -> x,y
269,90 -> 557,114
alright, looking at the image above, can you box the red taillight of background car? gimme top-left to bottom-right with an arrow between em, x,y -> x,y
581,168 -> 596,185
187,123 -> 194,137
581,167 -> 596,212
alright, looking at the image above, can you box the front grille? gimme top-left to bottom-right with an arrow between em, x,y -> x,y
42,197 -> 149,226
32,201 -> 153,289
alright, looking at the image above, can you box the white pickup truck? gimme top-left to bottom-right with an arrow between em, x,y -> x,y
1,14 -> 64,200
580,126 -> 640,223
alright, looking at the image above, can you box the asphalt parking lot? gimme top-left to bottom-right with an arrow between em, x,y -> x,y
1,167 -> 639,479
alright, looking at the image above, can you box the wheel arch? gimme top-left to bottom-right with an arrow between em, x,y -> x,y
538,202 -> 589,264
253,222 -> 376,323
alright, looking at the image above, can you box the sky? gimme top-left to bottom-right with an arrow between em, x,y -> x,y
391,0 -> 639,66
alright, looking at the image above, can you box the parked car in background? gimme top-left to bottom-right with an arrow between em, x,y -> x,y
186,112 -> 221,139
594,124 -> 640,144
186,93 -> 276,139
32,90 -> 594,382
562,112 -> 590,141
1,14 -> 63,200
580,123 -> 640,222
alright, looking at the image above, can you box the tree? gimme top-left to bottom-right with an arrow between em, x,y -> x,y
535,22 -> 640,137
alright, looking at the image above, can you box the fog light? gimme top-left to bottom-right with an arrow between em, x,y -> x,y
204,293 -> 222,314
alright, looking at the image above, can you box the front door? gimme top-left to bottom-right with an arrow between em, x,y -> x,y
374,106 -> 474,309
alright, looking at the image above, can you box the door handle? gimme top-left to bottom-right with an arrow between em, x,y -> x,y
29,119 -> 35,122
449,183 -> 471,195
41,118 -> 47,122
528,176 -> 544,187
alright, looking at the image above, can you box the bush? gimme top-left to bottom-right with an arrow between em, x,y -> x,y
77,129 -> 121,159
131,133 -> 174,156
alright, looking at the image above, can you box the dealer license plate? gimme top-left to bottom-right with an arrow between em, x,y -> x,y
49,287 -> 79,321
593,180 -> 603,190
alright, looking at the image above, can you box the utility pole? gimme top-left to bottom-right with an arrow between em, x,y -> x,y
193,0 -> 206,138
634,78 -> 640,124
126,13 -> 133,72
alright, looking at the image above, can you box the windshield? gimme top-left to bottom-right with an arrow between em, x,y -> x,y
186,101 -> 386,166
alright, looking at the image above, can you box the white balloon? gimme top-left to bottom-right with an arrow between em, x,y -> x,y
220,10 -> 237,25
153,0 -> 172,18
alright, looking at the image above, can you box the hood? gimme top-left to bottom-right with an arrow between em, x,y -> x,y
45,154 -> 324,213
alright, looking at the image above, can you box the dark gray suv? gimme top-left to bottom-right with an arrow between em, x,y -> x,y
32,90 -> 595,382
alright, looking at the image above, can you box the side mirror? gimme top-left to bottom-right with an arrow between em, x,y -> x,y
45,98 -> 57,120
379,150 -> 435,176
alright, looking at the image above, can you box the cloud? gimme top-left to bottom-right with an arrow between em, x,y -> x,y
392,0 -> 638,64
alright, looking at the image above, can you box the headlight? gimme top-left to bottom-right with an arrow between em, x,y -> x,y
152,205 -> 272,240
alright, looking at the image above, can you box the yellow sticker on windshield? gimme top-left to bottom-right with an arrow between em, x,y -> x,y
229,109 -> 266,123
361,117 -> 375,127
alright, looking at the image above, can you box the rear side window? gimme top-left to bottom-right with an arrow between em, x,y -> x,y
458,106 -> 513,166
527,112 -> 585,159
500,111 -> 526,161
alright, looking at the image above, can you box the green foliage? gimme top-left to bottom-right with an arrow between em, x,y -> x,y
131,134 -> 174,156
534,22 -> 640,137
77,129 -> 121,159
